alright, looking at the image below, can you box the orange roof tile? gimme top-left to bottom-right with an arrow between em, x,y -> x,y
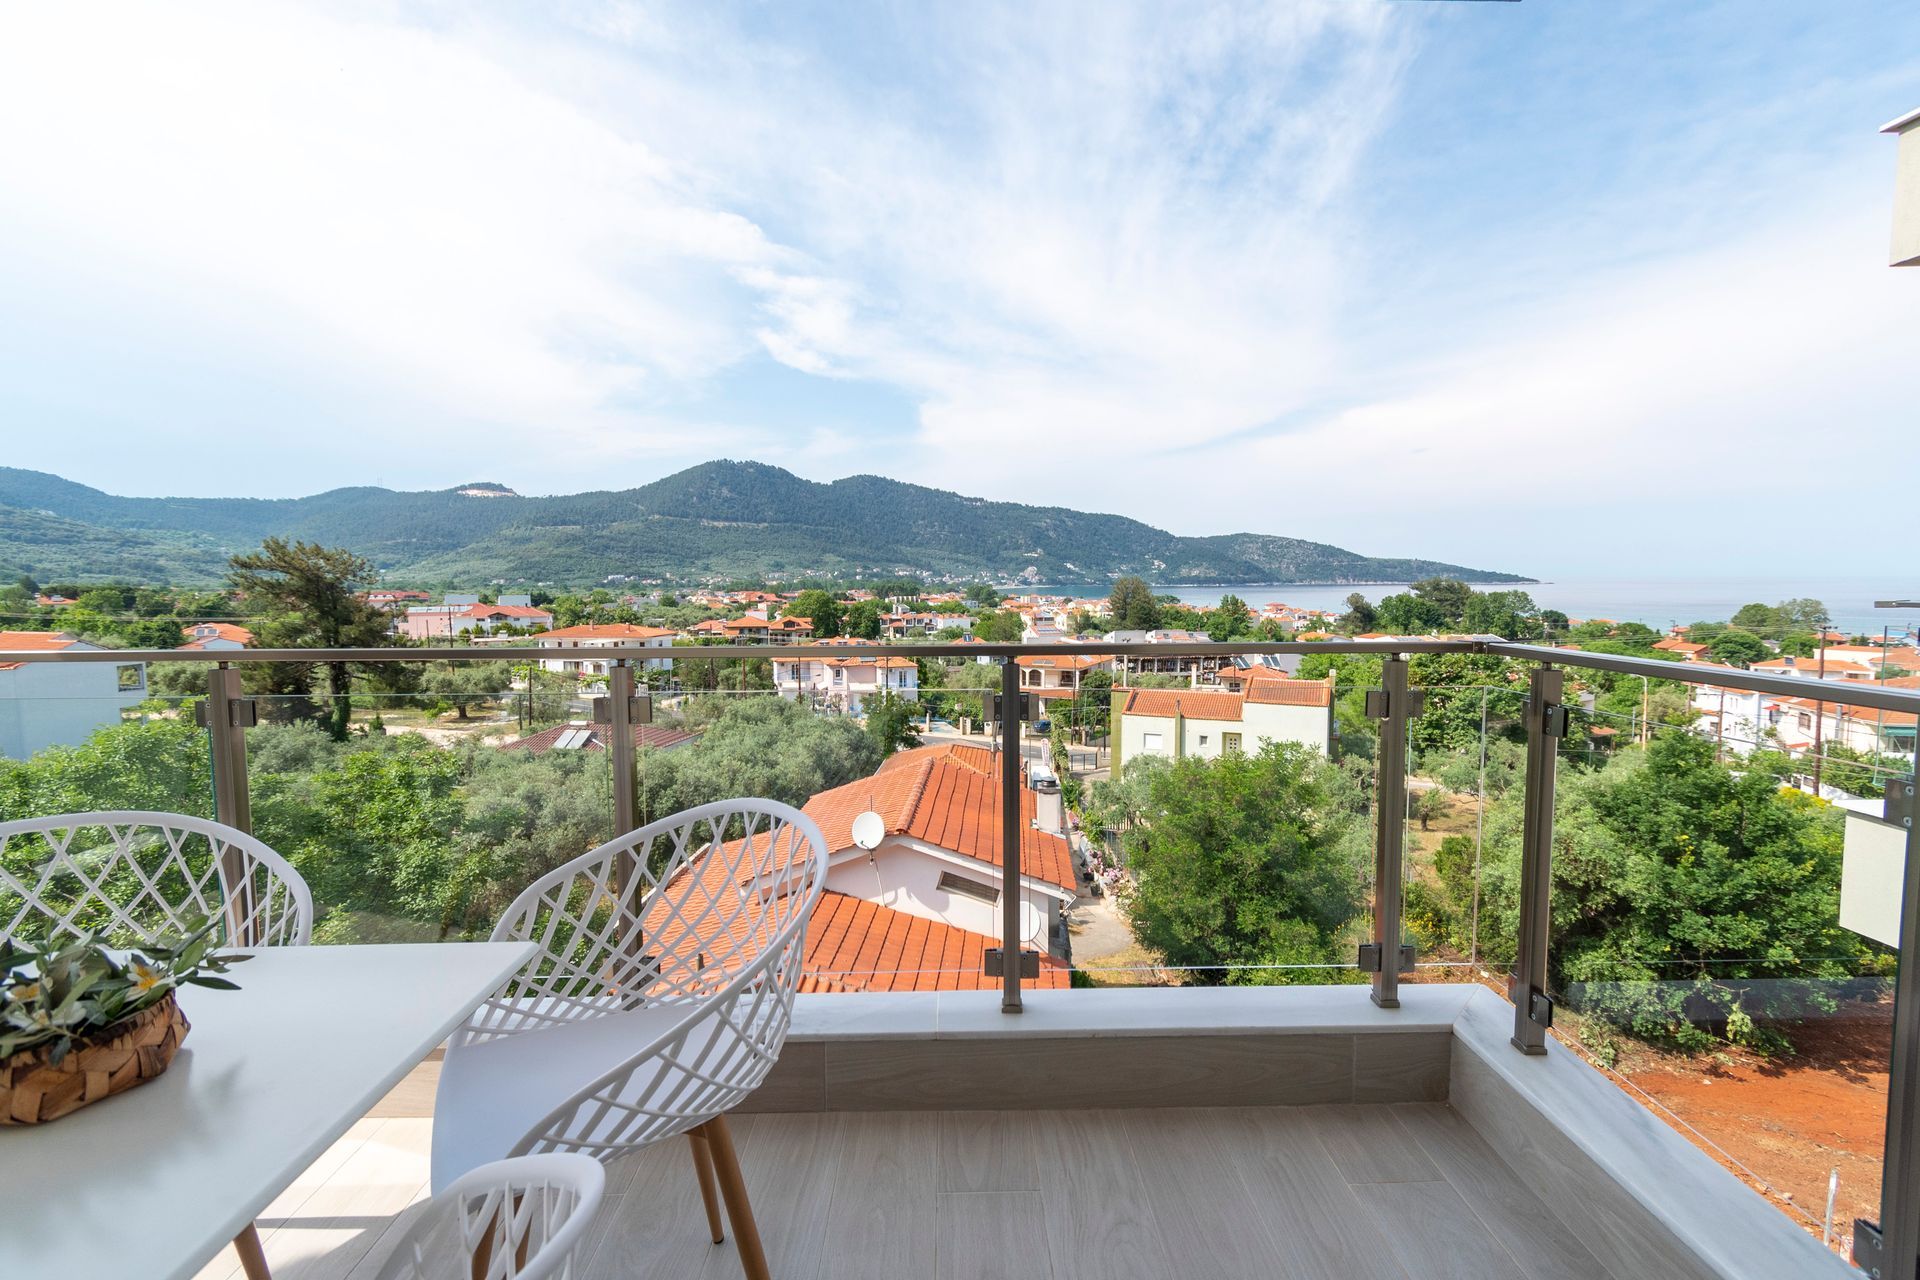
0,630 -> 86,669
1119,688 -> 1245,720
1246,678 -> 1334,708
800,893 -> 1070,992
537,623 -> 677,641
805,745 -> 1075,892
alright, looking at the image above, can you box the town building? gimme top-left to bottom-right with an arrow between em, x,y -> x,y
0,631 -> 147,759
1103,629 -> 1229,683
1014,652 -> 1115,702
772,641 -> 918,713
774,743 -> 1078,957
397,602 -> 554,641
177,622 -> 253,651
535,623 -> 678,675
1111,680 -> 1334,774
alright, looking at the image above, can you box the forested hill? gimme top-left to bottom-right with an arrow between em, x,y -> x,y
0,460 -> 1531,588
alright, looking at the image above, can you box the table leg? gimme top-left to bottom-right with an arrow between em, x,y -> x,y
234,1223 -> 273,1280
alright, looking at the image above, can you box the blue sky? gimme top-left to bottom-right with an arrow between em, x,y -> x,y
0,1 -> 1915,579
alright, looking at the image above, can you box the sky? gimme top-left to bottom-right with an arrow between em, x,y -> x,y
0,1 -> 1915,579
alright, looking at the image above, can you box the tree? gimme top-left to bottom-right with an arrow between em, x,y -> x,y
1467,732 -> 1874,1051
843,600 -> 882,639
786,590 -> 843,638
1069,669 -> 1114,741
1108,576 -> 1161,631
1208,595 -> 1252,641
1339,593 -> 1377,633
972,609 -> 1024,642
228,539 -> 393,740
1705,630 -> 1770,669
865,691 -> 922,755
421,662 -> 512,720
964,582 -> 1002,609
1411,577 -> 1474,620
1408,786 -> 1449,831
1119,743 -> 1368,983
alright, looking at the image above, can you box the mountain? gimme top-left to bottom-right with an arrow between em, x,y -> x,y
0,461 -> 1531,588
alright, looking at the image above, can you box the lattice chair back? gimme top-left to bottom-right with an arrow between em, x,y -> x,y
374,1153 -> 605,1280
0,811 -> 312,948
461,797 -> 827,1157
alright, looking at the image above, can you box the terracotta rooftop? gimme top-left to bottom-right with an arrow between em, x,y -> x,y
1246,679 -> 1334,708
0,630 -> 88,670
178,622 -> 253,650
800,892 -> 1071,992
801,744 -> 1076,892
537,623 -> 677,641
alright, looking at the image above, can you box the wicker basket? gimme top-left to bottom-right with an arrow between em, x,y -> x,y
0,993 -> 191,1125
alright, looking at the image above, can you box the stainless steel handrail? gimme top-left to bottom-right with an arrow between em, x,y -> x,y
5,635 -> 1917,714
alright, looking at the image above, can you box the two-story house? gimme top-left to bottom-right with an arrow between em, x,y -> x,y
536,623 -> 678,675
772,641 -> 918,713
0,631 -> 147,759
1111,679 -> 1334,774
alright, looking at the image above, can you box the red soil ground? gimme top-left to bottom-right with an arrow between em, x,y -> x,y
1613,998 -> 1891,1257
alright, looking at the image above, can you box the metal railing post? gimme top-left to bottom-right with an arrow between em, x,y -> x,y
1000,657 -> 1025,1012
606,662 -> 640,837
1856,779 -> 1920,1277
1510,665 -> 1566,1054
203,663 -> 257,943
1365,657 -> 1418,1008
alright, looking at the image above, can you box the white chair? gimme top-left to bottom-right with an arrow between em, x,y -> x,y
432,798 -> 829,1280
0,809 -> 313,1280
374,1153 -> 605,1280
0,809 -> 312,948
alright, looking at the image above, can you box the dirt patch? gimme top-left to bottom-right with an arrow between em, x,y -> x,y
1613,1001 -> 1891,1252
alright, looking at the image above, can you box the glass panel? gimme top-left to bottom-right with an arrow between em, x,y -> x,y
0,691 -> 213,819
1538,686 -> 1902,1259
1070,643 -> 1369,988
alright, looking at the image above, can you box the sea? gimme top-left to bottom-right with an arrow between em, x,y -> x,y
1026,576 -> 1920,639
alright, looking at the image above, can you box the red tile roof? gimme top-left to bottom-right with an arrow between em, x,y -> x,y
1246,679 -> 1334,708
1118,688 -> 1245,720
0,630 -> 86,670
802,744 -> 1076,892
178,622 -> 253,650
537,623 -> 676,641
800,892 -> 1070,992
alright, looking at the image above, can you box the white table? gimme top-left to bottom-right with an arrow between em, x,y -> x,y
0,942 -> 535,1280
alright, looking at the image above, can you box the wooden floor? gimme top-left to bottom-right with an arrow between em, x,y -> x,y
195,1102 -> 1616,1280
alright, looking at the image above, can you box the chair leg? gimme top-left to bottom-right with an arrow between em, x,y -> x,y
700,1116 -> 770,1280
233,1223 -> 272,1280
688,1130 -> 727,1244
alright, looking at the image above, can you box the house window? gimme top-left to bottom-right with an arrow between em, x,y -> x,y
1797,712 -> 1812,731
1197,734 -> 1209,746
1026,670 -> 1042,686
1223,732 -> 1242,753
115,664 -> 144,692
1142,731 -> 1164,751
938,871 -> 1000,904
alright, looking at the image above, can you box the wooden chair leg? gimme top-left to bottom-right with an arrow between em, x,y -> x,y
689,1130 -> 727,1244
700,1116 -> 770,1280
233,1223 -> 273,1280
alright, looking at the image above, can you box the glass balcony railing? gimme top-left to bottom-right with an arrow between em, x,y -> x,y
3,633 -> 1919,1273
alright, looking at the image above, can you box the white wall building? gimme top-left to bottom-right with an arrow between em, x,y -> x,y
773,645 -> 918,713
0,632 -> 147,759
536,624 -> 677,675
1112,680 -> 1334,774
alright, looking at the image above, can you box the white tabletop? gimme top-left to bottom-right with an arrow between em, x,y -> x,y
0,942 -> 535,1280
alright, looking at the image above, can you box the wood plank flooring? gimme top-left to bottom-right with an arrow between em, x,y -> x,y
194,1104 -> 1615,1280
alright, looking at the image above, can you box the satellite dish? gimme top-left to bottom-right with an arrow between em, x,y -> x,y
1020,900 -> 1044,945
850,810 -> 886,851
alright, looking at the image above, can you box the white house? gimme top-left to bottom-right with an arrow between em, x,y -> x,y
535,623 -> 678,675
178,622 -> 252,652
779,744 -> 1078,956
1015,652 -> 1115,704
399,602 -> 554,641
1104,629 -> 1229,684
0,632 -> 147,759
772,642 -> 918,713
1112,679 -> 1334,774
